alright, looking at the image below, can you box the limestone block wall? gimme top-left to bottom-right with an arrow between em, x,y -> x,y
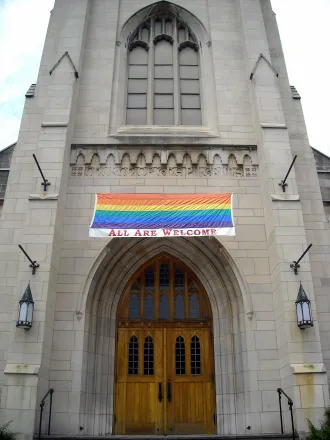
72,0 -> 255,146
0,0 -> 329,439
260,2 -> 330,427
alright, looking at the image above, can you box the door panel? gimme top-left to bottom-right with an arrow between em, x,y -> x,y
115,328 -> 164,434
166,328 -> 215,434
115,254 -> 216,435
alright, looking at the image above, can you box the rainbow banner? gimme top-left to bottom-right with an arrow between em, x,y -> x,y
89,193 -> 235,238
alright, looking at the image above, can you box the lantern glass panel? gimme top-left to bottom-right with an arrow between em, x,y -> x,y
19,302 -> 28,322
297,302 -> 303,323
303,302 -> 310,321
27,304 -> 33,322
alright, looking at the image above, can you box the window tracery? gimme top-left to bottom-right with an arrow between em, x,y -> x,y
126,15 -> 201,126
118,255 -> 211,323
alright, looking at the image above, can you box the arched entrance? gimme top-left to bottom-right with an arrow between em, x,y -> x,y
114,253 -> 215,435
77,237 -> 252,436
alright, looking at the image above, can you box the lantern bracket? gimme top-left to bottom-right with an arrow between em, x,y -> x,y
18,245 -> 40,275
33,154 -> 51,191
279,155 -> 297,192
290,244 -> 313,275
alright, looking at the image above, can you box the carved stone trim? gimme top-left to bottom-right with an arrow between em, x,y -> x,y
41,122 -> 68,128
261,123 -> 287,129
246,311 -> 254,321
70,147 -> 259,179
118,321 -> 211,329
271,194 -> 300,202
178,40 -> 199,52
4,364 -> 40,375
29,193 -> 59,200
76,311 -> 83,321
291,363 -> 326,374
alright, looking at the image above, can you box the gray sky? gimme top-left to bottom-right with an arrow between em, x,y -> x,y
0,0 -> 329,155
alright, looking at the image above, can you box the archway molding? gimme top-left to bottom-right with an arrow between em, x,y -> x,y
76,237 -> 254,435
119,1 -> 212,46
109,1 -> 219,135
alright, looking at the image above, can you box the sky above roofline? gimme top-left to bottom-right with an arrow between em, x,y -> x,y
0,0 -> 329,156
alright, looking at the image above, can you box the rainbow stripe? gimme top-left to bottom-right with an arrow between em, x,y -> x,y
90,193 -> 234,236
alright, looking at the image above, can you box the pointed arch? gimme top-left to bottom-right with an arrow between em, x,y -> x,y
110,1 -> 219,135
75,237 -> 253,435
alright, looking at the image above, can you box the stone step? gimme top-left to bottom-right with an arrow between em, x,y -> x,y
36,435 -> 295,440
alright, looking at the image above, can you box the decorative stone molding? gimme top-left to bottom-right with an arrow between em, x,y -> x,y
261,123 -> 287,129
246,311 -> 254,321
49,51 -> 79,79
70,146 -> 258,179
291,363 -> 326,374
29,193 -> 59,200
4,364 -> 40,375
41,122 -> 68,128
271,194 -> 300,202
250,53 -> 279,80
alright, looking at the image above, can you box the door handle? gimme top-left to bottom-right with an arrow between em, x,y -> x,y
158,383 -> 163,402
167,381 -> 172,403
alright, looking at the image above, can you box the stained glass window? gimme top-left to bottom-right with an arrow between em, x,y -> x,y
189,294 -> 200,319
145,267 -> 155,290
129,294 -> 140,318
144,294 -> 154,319
174,294 -> 185,319
159,264 -> 169,289
159,294 -> 170,319
175,268 -> 184,290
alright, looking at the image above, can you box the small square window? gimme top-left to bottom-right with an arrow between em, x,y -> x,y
181,109 -> 202,126
127,94 -> 147,109
155,65 -> 173,79
181,94 -> 200,109
179,66 -> 199,79
128,79 -> 148,94
154,109 -> 174,125
155,79 -> 174,94
127,109 -> 147,125
155,94 -> 174,109
180,79 -> 199,94
129,65 -> 148,79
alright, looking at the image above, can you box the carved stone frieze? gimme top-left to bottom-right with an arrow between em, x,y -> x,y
70,146 -> 258,178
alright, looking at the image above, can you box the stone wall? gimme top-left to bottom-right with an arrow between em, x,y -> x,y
0,1 -> 329,439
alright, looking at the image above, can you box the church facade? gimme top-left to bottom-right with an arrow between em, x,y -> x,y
0,1 -> 330,439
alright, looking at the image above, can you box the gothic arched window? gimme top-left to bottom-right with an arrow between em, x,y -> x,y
126,16 -> 201,126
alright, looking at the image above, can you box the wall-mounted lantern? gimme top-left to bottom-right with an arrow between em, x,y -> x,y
295,283 -> 313,329
16,283 -> 34,329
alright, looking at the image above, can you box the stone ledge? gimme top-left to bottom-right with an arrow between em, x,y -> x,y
261,123 -> 287,129
41,122 -> 68,128
29,193 -> 59,200
271,194 -> 300,201
4,364 -> 40,375
291,363 -> 326,374
112,125 -> 218,138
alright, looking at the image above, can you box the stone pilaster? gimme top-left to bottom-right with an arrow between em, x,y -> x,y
238,0 -> 329,436
0,2 -> 90,439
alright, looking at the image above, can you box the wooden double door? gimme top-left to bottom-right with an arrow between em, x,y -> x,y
114,324 -> 215,435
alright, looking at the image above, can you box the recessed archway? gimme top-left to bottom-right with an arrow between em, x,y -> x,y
114,253 -> 215,435
76,237 -> 253,435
